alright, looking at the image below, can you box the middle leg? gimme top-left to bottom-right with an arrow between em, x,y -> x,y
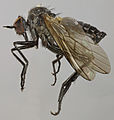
51,54 -> 63,86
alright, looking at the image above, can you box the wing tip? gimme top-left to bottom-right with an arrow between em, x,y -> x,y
104,67 -> 111,74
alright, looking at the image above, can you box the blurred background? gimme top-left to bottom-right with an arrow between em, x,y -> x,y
0,0 -> 114,120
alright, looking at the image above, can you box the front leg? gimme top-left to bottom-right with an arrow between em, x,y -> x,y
11,41 -> 37,91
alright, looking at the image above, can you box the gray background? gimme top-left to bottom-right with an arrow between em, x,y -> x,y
0,0 -> 114,120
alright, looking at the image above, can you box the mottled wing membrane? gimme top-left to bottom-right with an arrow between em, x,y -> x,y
44,15 -> 111,80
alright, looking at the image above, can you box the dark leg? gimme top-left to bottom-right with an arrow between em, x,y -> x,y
11,41 -> 37,91
22,32 -> 28,41
51,55 -> 63,86
51,71 -> 79,115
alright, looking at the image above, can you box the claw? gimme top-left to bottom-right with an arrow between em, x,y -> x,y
50,110 -> 60,116
50,102 -> 61,116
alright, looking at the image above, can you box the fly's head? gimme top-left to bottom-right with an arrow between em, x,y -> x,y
3,16 -> 28,35
27,6 -> 56,28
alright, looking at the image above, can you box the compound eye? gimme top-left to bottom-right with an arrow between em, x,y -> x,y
13,16 -> 25,35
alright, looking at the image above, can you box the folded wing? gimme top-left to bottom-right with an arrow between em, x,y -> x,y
44,15 -> 111,80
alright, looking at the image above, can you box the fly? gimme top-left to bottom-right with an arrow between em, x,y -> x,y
3,5 -> 111,116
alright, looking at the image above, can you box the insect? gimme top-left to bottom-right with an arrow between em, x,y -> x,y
4,6 -> 111,115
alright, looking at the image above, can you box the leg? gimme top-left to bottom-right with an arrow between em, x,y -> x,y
52,55 -> 63,75
51,55 -> 63,86
11,41 -> 37,91
51,71 -> 79,115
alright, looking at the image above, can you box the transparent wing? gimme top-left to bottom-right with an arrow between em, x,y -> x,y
44,15 -> 111,80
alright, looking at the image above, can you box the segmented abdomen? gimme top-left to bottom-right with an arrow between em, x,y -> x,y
78,21 -> 107,44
